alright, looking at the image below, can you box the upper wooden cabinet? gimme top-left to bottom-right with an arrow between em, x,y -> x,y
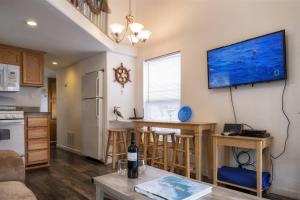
0,45 -> 21,65
22,51 -> 44,87
0,44 -> 44,87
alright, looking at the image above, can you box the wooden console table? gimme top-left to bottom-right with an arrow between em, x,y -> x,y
212,135 -> 272,197
94,166 -> 266,200
132,120 -> 217,181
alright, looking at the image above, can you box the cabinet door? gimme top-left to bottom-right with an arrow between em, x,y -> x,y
22,51 -> 44,86
0,45 -> 21,65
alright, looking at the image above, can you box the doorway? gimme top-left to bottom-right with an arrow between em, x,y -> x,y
48,78 -> 57,143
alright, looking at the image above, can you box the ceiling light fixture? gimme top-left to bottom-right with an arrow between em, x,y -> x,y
52,61 -> 58,65
26,20 -> 38,27
109,0 -> 151,46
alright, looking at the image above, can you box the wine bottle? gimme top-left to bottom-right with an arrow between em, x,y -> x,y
128,132 -> 138,179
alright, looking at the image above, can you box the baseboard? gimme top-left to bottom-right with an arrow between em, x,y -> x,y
271,186 -> 300,199
56,144 -> 82,155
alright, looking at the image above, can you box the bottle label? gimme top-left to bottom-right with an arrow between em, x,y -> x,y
128,152 -> 137,161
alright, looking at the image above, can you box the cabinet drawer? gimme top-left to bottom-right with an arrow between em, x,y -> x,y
27,116 -> 48,127
27,150 -> 48,164
27,127 -> 48,139
28,139 -> 48,150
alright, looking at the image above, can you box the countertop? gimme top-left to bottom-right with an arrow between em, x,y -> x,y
16,106 -> 50,115
24,112 -> 50,115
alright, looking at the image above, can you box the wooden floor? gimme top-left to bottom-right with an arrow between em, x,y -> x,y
25,146 -> 296,200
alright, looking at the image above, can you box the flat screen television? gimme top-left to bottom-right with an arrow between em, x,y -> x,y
207,30 -> 286,89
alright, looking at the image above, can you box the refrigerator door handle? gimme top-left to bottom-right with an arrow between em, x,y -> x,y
96,76 -> 99,97
96,99 -> 99,118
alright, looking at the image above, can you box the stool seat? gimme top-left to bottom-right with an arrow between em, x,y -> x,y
154,131 -> 175,135
108,128 -> 127,132
176,134 -> 193,139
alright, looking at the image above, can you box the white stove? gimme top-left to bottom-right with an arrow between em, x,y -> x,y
0,97 -> 25,158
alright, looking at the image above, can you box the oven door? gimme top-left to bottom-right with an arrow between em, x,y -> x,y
0,119 -> 24,157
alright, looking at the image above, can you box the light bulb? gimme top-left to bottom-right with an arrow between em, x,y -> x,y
110,23 -> 124,34
128,35 -> 139,45
129,23 -> 144,35
138,30 -> 151,42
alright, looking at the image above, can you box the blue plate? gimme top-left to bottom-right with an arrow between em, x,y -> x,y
178,106 -> 192,122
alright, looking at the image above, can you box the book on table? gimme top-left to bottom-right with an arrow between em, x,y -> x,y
134,176 -> 212,200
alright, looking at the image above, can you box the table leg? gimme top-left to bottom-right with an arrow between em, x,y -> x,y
194,126 -> 203,181
256,141 -> 263,198
96,184 -> 104,200
213,136 -> 218,185
265,146 -> 271,194
207,125 -> 216,180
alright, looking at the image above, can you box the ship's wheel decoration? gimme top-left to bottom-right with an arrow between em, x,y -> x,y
113,63 -> 131,88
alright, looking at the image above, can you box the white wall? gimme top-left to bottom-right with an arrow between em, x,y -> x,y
135,0 -> 300,198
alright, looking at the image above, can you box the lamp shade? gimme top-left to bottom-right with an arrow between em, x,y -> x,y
138,30 -> 151,41
110,23 -> 124,34
128,35 -> 139,44
129,23 -> 144,34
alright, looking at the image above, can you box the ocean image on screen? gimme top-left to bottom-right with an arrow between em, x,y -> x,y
208,32 -> 285,88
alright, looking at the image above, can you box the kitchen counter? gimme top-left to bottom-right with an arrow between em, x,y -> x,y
16,106 -> 50,115
24,112 -> 50,115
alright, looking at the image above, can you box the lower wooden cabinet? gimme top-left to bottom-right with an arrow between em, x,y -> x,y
25,114 -> 50,169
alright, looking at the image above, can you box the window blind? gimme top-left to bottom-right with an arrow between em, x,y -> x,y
144,53 -> 181,121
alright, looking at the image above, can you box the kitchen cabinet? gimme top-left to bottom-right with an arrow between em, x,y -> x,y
22,50 -> 44,87
0,44 -> 44,87
0,45 -> 21,65
25,113 -> 50,169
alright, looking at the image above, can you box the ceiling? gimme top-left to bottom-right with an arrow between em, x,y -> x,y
0,0 -> 110,69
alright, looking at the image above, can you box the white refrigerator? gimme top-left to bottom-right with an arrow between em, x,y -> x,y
81,70 -> 104,160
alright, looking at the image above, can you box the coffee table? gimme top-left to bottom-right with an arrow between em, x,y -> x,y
93,166 -> 266,200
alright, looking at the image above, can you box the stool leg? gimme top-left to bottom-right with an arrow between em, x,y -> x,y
143,133 -> 148,162
171,137 -> 178,172
104,131 -> 112,165
151,135 -> 158,166
185,138 -> 190,178
112,132 -> 117,170
163,135 -> 168,170
122,132 -> 128,159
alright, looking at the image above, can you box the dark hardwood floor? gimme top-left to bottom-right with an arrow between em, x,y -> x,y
25,146 -> 113,200
25,146 -> 296,200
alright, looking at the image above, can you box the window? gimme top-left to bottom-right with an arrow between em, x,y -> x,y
143,53 -> 181,121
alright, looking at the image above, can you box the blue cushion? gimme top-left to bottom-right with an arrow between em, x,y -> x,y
218,166 -> 271,190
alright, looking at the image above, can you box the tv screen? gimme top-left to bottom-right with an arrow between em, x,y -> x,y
207,30 -> 286,89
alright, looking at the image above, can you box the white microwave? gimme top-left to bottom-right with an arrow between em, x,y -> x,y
0,64 -> 20,92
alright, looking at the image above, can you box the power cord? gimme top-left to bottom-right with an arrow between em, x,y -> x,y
232,147 -> 256,169
271,79 -> 290,159
269,79 -> 290,184
229,87 -> 237,123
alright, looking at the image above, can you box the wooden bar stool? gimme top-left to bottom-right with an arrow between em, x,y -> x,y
171,134 -> 194,178
151,131 -> 175,170
104,128 -> 128,170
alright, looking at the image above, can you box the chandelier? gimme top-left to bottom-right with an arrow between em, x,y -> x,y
109,0 -> 151,46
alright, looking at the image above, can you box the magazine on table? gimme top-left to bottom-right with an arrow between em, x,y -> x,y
134,176 -> 212,200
